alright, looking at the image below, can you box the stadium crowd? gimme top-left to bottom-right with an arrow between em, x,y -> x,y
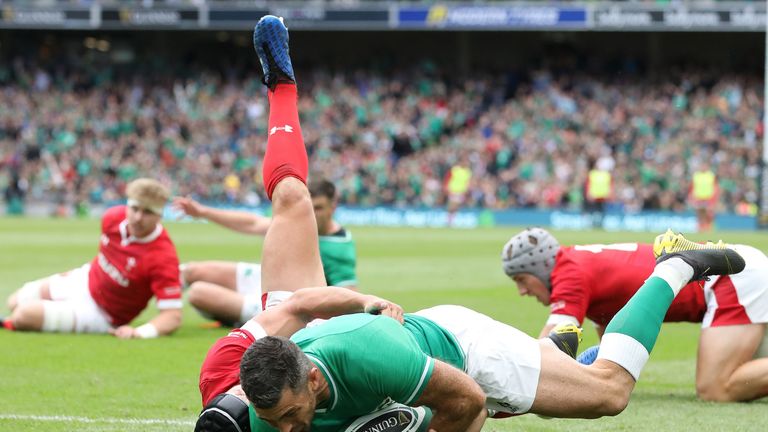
0,59 -> 762,215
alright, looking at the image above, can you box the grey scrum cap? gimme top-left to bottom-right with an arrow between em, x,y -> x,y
501,227 -> 560,289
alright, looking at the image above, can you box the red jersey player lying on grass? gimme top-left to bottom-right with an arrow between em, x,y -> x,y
502,227 -> 768,403
4,178 -> 182,339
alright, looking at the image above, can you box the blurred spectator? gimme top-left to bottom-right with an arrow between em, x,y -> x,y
585,157 -> 613,227
0,58 -> 762,216
4,171 -> 26,215
689,162 -> 718,232
445,153 -> 471,224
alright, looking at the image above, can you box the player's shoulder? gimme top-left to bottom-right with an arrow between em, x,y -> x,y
101,205 -> 127,226
553,246 -> 580,267
320,227 -> 354,244
292,314 -> 384,343
156,226 -> 178,247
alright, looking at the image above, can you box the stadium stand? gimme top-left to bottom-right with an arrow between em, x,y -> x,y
1,58 -> 760,215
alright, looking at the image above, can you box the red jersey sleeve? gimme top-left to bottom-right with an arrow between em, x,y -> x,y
150,241 -> 182,310
548,249 -> 590,325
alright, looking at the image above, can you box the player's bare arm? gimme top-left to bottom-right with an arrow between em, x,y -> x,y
110,308 -> 182,339
538,323 -> 557,339
254,286 -> 403,338
412,360 -> 487,432
173,196 -> 272,235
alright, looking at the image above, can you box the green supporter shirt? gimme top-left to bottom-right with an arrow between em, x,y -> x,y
249,313 -> 464,432
319,228 -> 358,287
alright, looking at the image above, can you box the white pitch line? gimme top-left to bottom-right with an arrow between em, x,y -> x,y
0,414 -> 195,426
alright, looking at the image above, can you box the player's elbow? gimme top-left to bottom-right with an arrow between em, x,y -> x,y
592,381 -> 631,417
445,390 -> 486,422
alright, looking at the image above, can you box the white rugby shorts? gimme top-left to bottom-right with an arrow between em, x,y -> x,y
414,305 -> 541,414
702,245 -> 768,328
235,262 -> 262,296
46,264 -> 112,333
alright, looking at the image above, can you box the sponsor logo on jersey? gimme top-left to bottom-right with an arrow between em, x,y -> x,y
126,257 -> 137,272
374,397 -> 395,411
98,253 -> 130,287
550,300 -> 566,312
162,286 -> 182,297
227,330 -> 248,339
349,407 -> 415,432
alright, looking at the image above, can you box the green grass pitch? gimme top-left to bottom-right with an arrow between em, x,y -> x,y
1,217 -> 767,431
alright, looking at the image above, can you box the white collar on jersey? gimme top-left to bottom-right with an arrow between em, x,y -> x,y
119,219 -> 163,246
305,354 -> 338,412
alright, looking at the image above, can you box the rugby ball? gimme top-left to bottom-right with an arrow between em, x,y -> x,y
343,403 -> 432,432
576,345 -> 599,365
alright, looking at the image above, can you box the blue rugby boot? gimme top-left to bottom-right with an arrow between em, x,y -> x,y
253,15 -> 295,90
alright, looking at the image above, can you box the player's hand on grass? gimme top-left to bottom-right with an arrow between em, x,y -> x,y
172,196 -> 205,218
363,297 -> 404,323
109,325 -> 138,339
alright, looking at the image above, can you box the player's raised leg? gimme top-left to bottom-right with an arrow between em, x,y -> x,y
530,230 -> 746,417
254,16 -> 325,293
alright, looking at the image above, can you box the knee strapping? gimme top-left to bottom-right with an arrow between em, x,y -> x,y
42,302 -> 77,333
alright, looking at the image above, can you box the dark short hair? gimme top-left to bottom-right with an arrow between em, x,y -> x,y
308,178 -> 336,201
240,336 -> 313,409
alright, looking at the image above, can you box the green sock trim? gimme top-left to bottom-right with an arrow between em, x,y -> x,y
604,276 -> 674,353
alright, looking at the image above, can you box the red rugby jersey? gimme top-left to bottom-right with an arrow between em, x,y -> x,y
549,243 -> 706,327
88,205 -> 181,326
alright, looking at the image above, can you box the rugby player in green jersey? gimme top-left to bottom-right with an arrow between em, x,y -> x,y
174,178 -> 358,326
236,15 -> 747,432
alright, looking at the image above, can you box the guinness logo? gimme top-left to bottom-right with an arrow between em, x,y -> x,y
344,405 -> 429,432
397,411 -> 411,426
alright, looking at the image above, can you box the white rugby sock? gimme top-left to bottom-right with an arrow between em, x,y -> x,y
651,257 -> 694,296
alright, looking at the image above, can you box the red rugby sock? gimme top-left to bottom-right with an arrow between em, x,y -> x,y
262,83 -> 307,200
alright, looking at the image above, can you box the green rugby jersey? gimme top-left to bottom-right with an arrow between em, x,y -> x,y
249,313 -> 464,432
319,228 -> 358,287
